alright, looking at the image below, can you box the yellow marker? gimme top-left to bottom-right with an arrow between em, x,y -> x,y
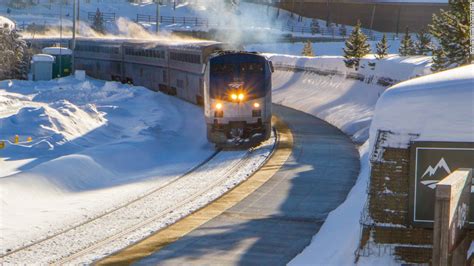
14,135 -> 19,144
0,141 -> 5,149
27,137 -> 32,142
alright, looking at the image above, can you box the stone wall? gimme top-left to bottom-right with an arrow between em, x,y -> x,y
360,135 -> 472,263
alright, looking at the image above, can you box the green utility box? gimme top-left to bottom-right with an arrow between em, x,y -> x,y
42,47 -> 73,78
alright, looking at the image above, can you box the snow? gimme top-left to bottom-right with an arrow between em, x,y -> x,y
269,54 -> 432,142
0,15 -> 14,29
42,47 -> 73,55
32,54 -> 55,62
246,40 -> 402,57
369,64 -> 474,149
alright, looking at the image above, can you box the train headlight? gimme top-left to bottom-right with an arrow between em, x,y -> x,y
238,93 -> 245,101
215,102 -> 223,110
253,102 -> 260,108
231,94 -> 238,100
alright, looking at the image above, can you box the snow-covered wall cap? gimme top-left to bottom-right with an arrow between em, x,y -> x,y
32,54 -> 55,62
42,47 -> 73,55
369,64 -> 474,150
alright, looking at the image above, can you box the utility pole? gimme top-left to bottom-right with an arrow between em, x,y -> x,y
72,0 -> 76,73
156,0 -> 160,33
59,0 -> 63,79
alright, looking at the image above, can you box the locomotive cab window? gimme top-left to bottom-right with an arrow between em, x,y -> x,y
240,63 -> 264,73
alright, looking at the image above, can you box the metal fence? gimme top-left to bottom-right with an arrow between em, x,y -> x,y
87,11 -> 116,23
136,14 -> 210,27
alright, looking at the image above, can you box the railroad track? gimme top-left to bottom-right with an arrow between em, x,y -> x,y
1,132 -> 277,264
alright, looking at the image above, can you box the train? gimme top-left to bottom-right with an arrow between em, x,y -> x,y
29,37 -> 273,147
204,51 -> 273,147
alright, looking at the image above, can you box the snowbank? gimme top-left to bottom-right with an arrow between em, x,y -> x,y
0,76 -> 214,252
269,54 -> 432,142
246,40 -> 402,57
369,64 -> 474,149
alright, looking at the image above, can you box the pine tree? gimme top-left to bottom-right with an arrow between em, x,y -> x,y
91,8 -> 105,34
0,27 -> 30,80
399,27 -> 416,56
343,20 -> 371,69
301,40 -> 314,57
376,34 -> 390,59
310,19 -> 320,35
431,47 -> 449,72
415,28 -> 432,55
429,0 -> 470,70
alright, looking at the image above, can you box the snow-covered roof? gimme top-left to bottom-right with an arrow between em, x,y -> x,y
42,47 -> 73,55
32,54 -> 55,62
370,64 -> 474,147
0,16 -> 15,30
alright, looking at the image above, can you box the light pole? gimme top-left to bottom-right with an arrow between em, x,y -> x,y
72,0 -> 76,73
156,0 -> 160,34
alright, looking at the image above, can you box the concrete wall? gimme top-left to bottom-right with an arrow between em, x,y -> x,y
254,0 -> 448,33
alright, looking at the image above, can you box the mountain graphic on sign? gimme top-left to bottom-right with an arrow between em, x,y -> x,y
420,157 -> 451,189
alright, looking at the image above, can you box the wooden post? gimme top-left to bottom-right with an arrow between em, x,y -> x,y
432,169 -> 472,266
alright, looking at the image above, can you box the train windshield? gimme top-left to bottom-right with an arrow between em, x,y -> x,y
210,62 -> 267,99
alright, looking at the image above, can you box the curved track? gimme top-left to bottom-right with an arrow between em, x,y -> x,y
100,104 -> 360,265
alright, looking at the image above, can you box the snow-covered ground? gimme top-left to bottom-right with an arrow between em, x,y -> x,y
0,75 -> 275,263
246,40 -> 402,57
0,77 -> 210,251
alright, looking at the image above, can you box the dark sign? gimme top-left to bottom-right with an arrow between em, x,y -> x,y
409,141 -> 474,227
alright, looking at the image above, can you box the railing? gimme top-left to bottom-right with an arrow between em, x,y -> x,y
87,11 -> 116,23
136,14 -> 211,27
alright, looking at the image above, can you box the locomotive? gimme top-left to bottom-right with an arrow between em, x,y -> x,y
204,51 -> 273,148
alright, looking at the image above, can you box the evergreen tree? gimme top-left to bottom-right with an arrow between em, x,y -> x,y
343,20 -> 371,69
429,0 -> 470,70
91,8 -> 105,34
415,28 -> 432,55
431,47 -> 448,72
0,27 -> 30,80
301,40 -> 314,57
399,27 -> 416,56
375,34 -> 390,59
339,24 -> 347,37
310,19 -> 320,35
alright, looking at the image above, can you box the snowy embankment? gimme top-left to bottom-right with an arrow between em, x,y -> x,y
0,76 -> 274,262
267,54 -> 434,265
270,54 -> 432,142
246,40 -> 402,57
